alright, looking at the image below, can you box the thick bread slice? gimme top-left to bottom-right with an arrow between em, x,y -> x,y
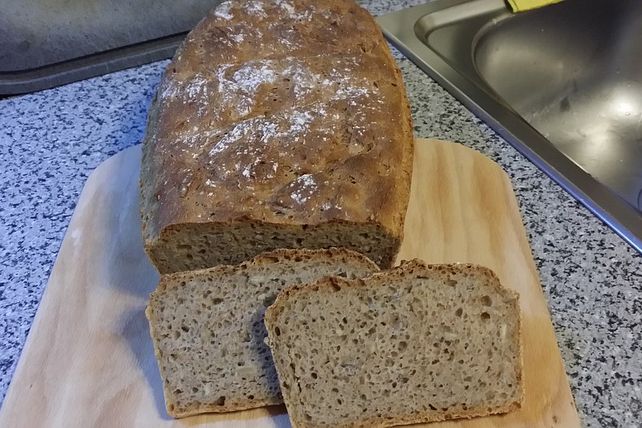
145,248 -> 379,418
264,260 -> 523,428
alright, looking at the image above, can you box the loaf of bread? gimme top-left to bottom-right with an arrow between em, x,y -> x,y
145,248 -> 379,418
264,260 -> 523,428
139,0 -> 414,274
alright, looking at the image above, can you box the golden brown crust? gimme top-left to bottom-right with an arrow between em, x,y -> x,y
139,0 -> 414,270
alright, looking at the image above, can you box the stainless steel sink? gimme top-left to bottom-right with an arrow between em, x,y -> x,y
378,0 -> 642,253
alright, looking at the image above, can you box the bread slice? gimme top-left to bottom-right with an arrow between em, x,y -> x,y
264,260 -> 523,428
145,248 -> 379,418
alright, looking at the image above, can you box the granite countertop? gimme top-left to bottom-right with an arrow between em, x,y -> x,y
0,1 -> 640,426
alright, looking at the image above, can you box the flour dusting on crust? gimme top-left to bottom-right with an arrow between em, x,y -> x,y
143,0 -> 410,233
290,174 -> 317,204
159,53 -> 378,209
275,0 -> 313,21
214,1 -> 233,20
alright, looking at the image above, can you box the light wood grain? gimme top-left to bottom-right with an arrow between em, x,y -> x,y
0,138 -> 579,427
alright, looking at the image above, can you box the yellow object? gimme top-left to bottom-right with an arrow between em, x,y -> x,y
507,0 -> 563,12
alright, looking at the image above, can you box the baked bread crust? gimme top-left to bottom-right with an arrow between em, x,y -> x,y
140,0 -> 414,273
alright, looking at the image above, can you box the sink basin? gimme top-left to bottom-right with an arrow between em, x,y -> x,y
378,0 -> 642,253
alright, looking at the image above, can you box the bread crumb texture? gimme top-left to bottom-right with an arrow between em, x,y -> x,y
265,260 -> 523,428
146,248 -> 378,417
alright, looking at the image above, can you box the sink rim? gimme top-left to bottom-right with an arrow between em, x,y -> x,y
377,0 -> 642,254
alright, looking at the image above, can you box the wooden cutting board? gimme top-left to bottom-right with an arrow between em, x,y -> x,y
0,138 -> 579,427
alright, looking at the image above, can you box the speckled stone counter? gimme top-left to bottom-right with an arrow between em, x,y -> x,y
0,1 -> 640,426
